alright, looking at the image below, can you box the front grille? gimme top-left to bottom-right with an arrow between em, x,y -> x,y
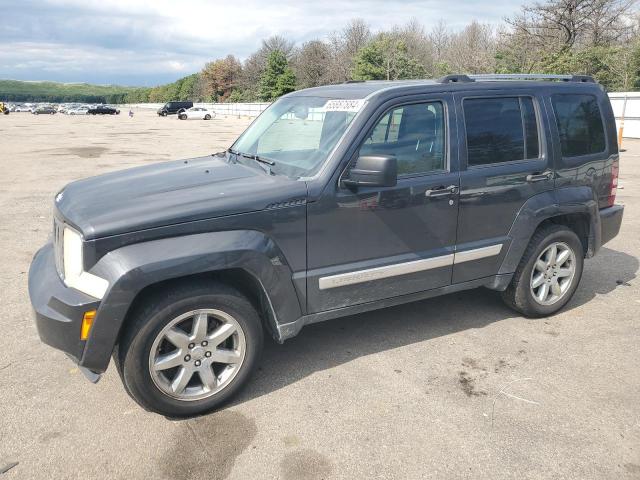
53,218 -> 64,278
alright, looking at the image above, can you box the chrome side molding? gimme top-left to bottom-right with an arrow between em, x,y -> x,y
318,244 -> 503,290
453,244 -> 503,264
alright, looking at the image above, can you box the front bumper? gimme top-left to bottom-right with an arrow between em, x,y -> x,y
28,243 -> 100,368
600,204 -> 624,246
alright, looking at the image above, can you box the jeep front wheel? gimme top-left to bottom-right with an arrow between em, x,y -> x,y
116,284 -> 263,417
501,225 -> 584,317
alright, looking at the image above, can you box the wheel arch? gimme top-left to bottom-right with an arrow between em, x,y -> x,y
81,230 -> 303,372
121,268 -> 280,345
496,187 -> 601,281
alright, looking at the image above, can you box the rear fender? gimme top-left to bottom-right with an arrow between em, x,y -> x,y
497,186 -> 599,278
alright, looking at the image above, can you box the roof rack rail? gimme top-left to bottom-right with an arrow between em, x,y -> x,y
436,74 -> 474,84
468,73 -> 596,83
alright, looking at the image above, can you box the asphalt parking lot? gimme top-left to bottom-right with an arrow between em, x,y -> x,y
0,109 -> 638,480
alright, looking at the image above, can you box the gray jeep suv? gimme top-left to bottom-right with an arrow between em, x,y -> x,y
29,74 -> 624,417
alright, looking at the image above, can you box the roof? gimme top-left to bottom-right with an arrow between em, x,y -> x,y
289,80 -> 438,99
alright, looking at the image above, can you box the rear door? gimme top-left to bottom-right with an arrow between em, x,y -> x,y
452,91 -> 554,283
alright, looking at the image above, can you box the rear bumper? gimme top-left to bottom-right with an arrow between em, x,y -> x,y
600,204 -> 624,246
28,244 -> 100,368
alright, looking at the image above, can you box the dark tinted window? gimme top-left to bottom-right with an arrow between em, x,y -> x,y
360,102 -> 445,175
464,97 -> 540,166
552,94 -> 605,157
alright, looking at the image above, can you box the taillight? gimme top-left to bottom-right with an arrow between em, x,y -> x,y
607,161 -> 619,207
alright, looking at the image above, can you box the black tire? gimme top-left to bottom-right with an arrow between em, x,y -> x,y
501,224 -> 584,317
178,114 -> 186,120
204,114 -> 211,120
161,111 -> 167,117
115,282 -> 263,417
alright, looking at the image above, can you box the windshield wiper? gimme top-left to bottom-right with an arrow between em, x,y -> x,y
230,149 -> 276,175
243,152 -> 275,166
228,148 -> 275,165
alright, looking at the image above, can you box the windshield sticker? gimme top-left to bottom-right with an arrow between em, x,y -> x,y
323,99 -> 366,112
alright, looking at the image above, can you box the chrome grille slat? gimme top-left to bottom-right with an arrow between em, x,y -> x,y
53,218 -> 64,278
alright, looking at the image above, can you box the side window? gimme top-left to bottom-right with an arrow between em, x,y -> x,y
360,102 -> 446,175
464,96 -> 540,167
551,94 -> 605,157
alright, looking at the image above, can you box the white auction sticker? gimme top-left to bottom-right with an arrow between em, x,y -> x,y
323,99 -> 366,112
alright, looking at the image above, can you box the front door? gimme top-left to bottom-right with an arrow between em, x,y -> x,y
306,94 -> 460,313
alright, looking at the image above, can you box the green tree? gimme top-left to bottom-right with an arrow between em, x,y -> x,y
352,35 -> 426,80
259,50 -> 297,101
177,74 -> 199,101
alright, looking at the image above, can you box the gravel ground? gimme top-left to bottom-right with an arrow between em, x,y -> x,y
0,109 -> 638,480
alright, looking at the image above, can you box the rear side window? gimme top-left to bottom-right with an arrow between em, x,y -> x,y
551,94 -> 606,157
464,97 -> 540,167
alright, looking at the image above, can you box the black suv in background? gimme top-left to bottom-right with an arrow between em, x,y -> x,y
87,105 -> 120,115
29,74 -> 624,417
157,101 -> 193,116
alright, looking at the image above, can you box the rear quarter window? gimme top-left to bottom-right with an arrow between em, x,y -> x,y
551,94 -> 606,157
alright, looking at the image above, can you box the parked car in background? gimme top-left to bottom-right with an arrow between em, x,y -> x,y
28,74 -> 624,417
68,107 -> 89,115
13,105 -> 32,112
87,105 -> 120,115
33,106 -> 57,115
178,107 -> 215,120
157,101 -> 193,116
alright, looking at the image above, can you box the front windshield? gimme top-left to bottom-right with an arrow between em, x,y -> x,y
232,96 -> 365,177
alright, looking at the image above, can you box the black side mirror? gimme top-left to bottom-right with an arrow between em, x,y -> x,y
342,155 -> 397,188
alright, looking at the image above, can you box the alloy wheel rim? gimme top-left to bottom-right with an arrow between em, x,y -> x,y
148,309 -> 246,401
530,241 -> 577,306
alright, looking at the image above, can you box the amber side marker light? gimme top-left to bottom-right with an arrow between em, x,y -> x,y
81,310 -> 96,340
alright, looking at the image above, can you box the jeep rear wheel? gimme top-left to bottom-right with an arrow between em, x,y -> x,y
116,283 -> 263,417
501,225 -> 584,317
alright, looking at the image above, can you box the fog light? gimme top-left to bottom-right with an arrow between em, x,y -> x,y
81,310 -> 96,340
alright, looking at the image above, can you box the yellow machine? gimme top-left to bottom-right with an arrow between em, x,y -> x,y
0,102 -> 10,115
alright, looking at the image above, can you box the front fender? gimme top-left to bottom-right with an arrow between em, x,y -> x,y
81,230 -> 302,372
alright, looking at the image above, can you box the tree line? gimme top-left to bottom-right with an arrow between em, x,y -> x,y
0,80 -> 150,104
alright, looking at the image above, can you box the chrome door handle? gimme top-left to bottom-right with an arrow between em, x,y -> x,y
526,171 -> 553,183
425,185 -> 458,197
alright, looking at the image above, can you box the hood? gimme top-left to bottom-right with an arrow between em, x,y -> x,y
55,155 -> 308,240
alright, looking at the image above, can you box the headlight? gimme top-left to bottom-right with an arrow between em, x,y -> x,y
62,227 -> 109,299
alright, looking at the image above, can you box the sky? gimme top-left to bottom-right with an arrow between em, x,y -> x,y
0,0 -> 524,86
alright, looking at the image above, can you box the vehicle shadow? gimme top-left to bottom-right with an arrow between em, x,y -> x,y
229,246 -> 637,407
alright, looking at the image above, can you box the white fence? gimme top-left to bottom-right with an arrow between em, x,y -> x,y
608,92 -> 640,139
129,102 -> 270,117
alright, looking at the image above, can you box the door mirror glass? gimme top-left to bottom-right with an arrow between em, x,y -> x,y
343,155 -> 397,188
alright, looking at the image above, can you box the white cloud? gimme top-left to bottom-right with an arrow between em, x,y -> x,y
0,0 -> 523,85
